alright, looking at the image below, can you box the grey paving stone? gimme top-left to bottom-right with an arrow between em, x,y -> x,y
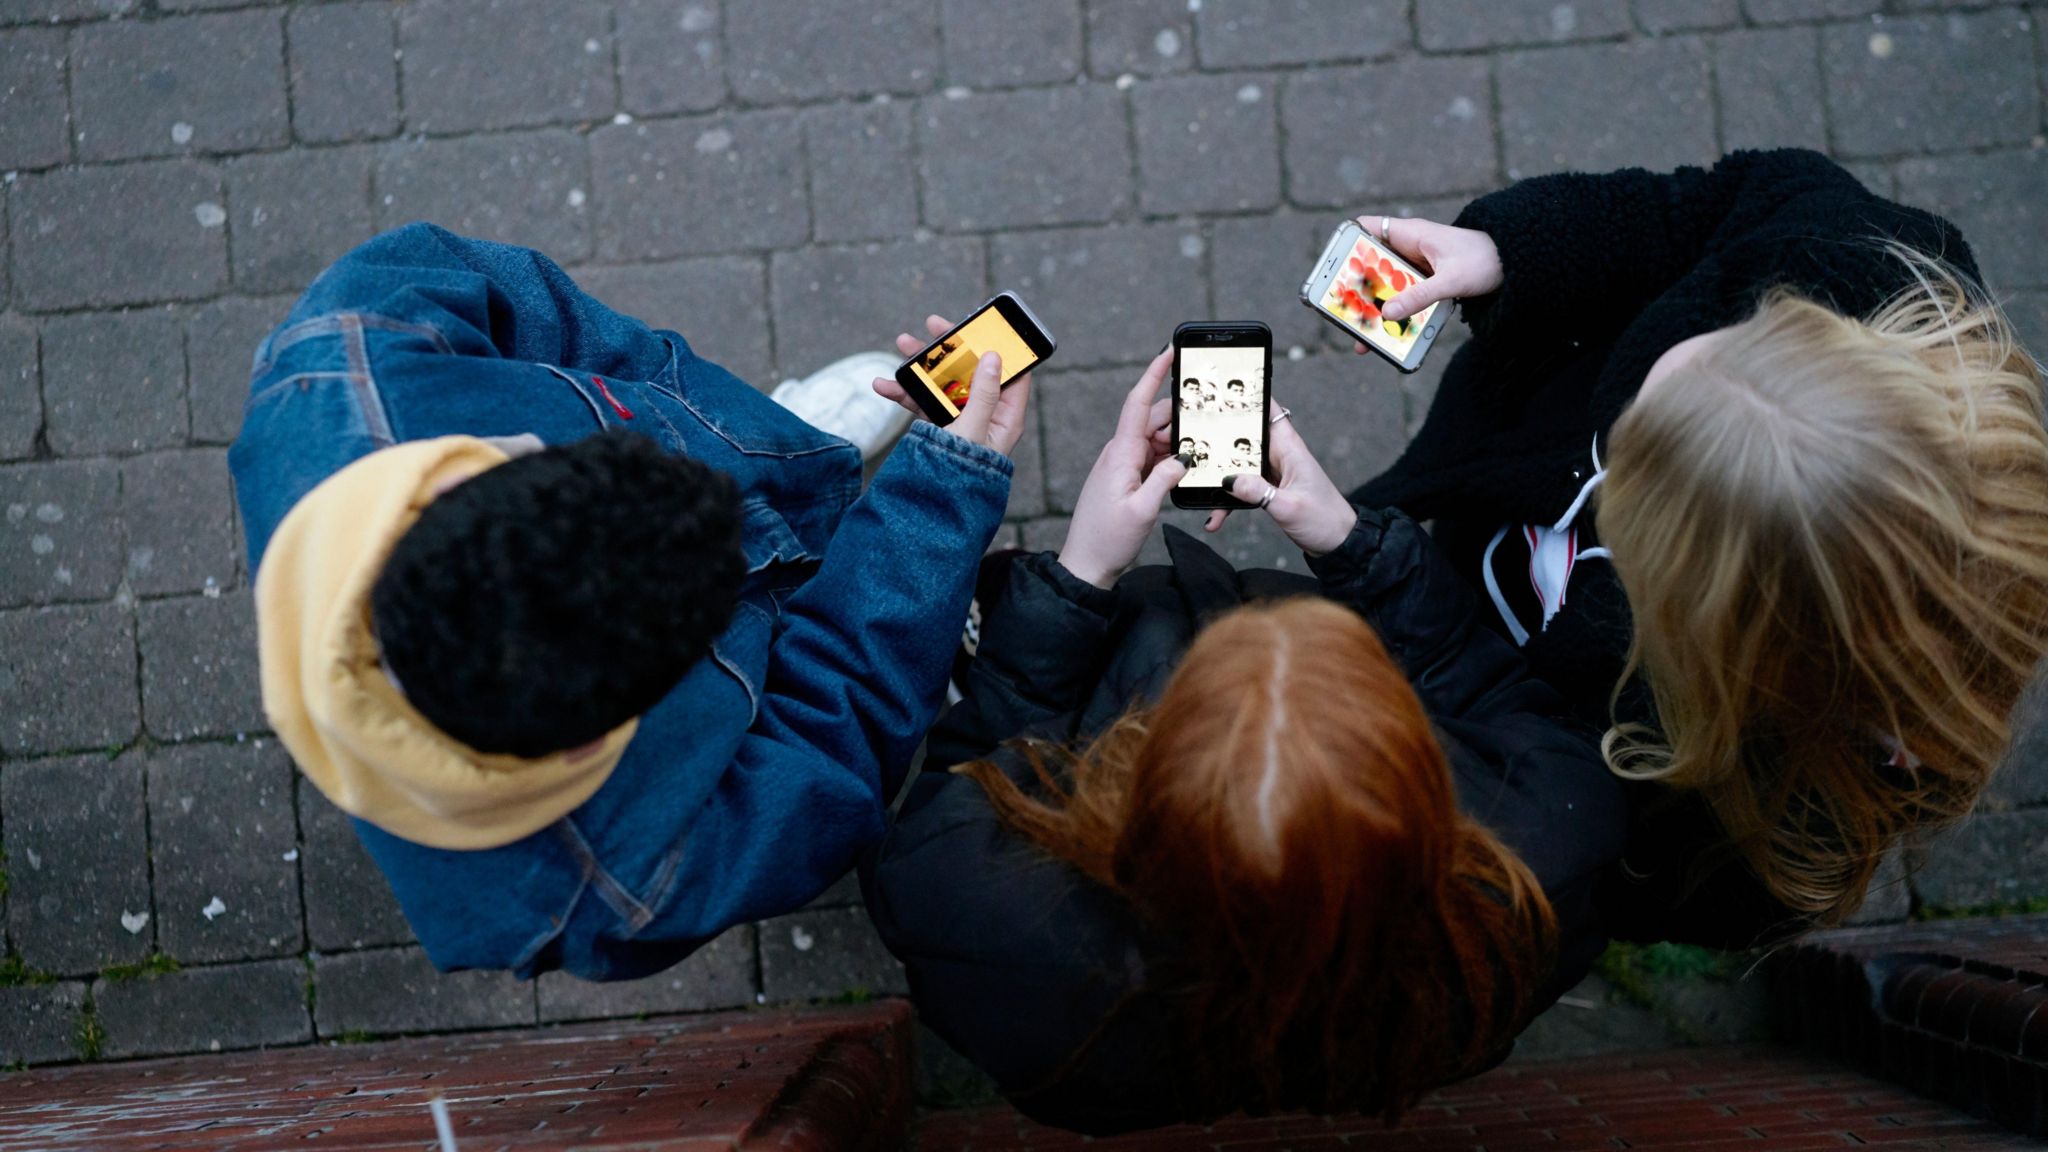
145,741 -> 301,964
1397,320 -> 1471,439
574,257 -> 773,390
138,590 -> 264,741
1281,59 -> 1498,206
122,450 -> 235,598
95,958 -> 310,1058
3,752 -> 150,975
314,946 -> 534,1036
0,318 -> 38,459
0,27 -> 67,170
590,112 -> 808,262
70,10 -> 287,162
1083,0 -> 1192,78
2007,288 -> 2047,370
757,906 -> 907,1002
1497,39 -> 1716,179
1275,350 -> 1407,495
0,982 -> 86,1066
1132,74 -> 1280,216
1019,515 -> 1069,553
0,183 -> 9,308
1210,212 -> 1333,355
1633,0 -> 1742,32
40,309 -> 187,455
287,2 -> 399,145
1822,11 -> 2038,160
1743,0 -> 1880,21
1910,808 -> 2048,910
187,296 -> 292,446
536,926 -> 756,1021
1509,974 -> 1679,1061
376,130 -> 592,265
1715,27 -> 1826,153
399,0 -> 614,134
804,868 -> 862,910
804,103 -> 918,244
992,223 -> 1197,370
0,458 -> 122,607
770,237 -> 984,381
1419,0 -> 1631,51
1005,404 -> 1046,520
297,780 -> 413,951
1036,366 -> 1137,514
10,161 -> 228,312
1847,848 -> 1912,925
0,605 -> 138,757
617,0 -> 725,116
919,86 -> 1130,231
226,147 -> 376,296
726,0 -> 938,103
1195,0 -> 1406,67
0,0 -> 135,23
1988,674 -> 2048,808
940,0 -> 1082,87
1895,149 -> 2047,293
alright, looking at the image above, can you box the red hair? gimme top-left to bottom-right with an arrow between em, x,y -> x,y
961,599 -> 1555,1123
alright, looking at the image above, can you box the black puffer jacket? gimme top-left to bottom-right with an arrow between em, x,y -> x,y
861,518 -> 1625,1135
1353,149 -> 1980,949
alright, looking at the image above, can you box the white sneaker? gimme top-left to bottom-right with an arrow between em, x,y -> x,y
770,351 -> 912,462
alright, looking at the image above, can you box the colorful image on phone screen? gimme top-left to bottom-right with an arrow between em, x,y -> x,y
907,306 -> 1043,419
1176,345 -> 1266,489
1320,235 -> 1438,361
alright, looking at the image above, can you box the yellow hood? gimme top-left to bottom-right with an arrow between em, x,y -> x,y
255,437 -> 635,851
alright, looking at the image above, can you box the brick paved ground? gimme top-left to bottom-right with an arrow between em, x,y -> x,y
0,0 -> 2045,1068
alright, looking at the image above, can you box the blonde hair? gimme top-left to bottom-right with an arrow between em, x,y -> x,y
1597,248 -> 2048,924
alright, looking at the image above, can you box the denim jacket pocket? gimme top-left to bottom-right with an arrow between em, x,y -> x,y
739,498 -> 817,576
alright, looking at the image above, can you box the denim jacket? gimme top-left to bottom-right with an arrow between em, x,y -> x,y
230,224 -> 1012,980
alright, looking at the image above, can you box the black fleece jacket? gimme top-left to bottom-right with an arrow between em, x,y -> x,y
1353,149 -> 1979,949
861,521 -> 1624,1136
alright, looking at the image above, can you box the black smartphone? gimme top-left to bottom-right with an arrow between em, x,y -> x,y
1170,321 -> 1272,510
893,292 -> 1056,425
1300,220 -> 1446,373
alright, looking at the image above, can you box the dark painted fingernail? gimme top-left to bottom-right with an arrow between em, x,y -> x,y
1220,475 -> 1236,493
1159,342 -> 1171,356
1175,452 -> 1194,469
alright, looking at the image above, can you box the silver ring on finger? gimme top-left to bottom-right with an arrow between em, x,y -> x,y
1256,487 -> 1276,510
1270,405 -> 1292,425
1380,215 -> 1393,243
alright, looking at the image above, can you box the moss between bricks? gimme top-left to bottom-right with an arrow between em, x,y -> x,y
0,953 -> 55,987
74,999 -> 104,1062
99,953 -> 180,983
1913,895 -> 2048,921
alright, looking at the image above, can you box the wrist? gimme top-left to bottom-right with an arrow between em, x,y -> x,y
1055,550 -> 1118,590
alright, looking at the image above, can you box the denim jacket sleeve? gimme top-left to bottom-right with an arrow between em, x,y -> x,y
642,422 -> 1014,938
232,223 -> 676,568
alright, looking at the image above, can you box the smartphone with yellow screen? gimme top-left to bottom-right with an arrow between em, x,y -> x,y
1300,221 -> 1445,373
894,293 -> 1057,425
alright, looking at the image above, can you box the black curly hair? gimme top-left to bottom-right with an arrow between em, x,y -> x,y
371,431 -> 744,758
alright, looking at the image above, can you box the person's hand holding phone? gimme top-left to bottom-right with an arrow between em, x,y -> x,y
1203,412 -> 1357,557
872,314 -> 1034,456
1348,215 -> 1502,352
1057,350 -> 1188,589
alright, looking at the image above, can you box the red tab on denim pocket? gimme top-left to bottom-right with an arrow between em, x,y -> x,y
591,376 -> 634,420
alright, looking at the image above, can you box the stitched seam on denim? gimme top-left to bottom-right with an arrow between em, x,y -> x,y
905,423 -> 1012,481
543,365 -> 609,427
710,612 -> 764,726
555,818 -> 654,930
257,312 -> 455,376
247,371 -> 365,408
342,315 -> 395,447
635,838 -> 691,928
507,862 -> 595,972
643,378 -> 855,461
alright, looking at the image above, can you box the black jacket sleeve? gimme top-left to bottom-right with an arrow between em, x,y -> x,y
923,552 -> 1120,772
1309,510 -> 1628,1001
1452,149 -> 1894,346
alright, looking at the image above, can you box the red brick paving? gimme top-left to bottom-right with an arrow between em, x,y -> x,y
910,1046 -> 2026,1151
0,1002 -> 910,1151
